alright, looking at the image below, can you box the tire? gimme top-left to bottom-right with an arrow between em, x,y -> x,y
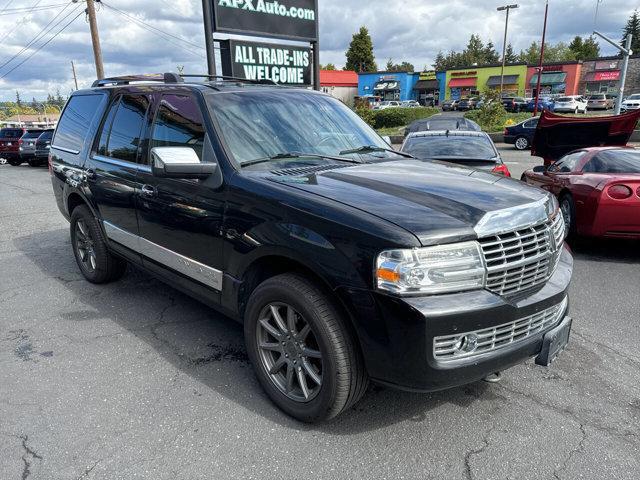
514,136 -> 529,150
244,273 -> 368,422
8,159 -> 22,166
70,205 -> 127,284
27,158 -> 40,167
574,108 -> 579,114
559,194 -> 577,239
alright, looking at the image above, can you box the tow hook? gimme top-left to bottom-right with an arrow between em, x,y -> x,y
483,371 -> 502,383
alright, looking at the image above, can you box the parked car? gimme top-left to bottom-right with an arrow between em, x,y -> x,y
531,109 -> 640,166
621,93 -> 640,112
527,96 -> 555,112
18,129 -> 45,163
404,115 -> 482,136
421,95 -> 436,107
373,100 -> 401,110
586,94 -> 613,110
400,100 -> 420,108
504,116 -> 539,150
441,99 -> 458,111
0,127 -> 27,165
456,97 -> 479,111
51,73 -> 573,422
501,97 -> 527,112
400,130 -> 511,176
522,147 -> 640,238
552,96 -> 588,114
31,129 -> 54,167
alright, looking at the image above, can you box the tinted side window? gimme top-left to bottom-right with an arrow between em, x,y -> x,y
104,95 -> 149,162
97,98 -> 119,156
150,94 -> 205,161
550,151 -> 585,173
54,95 -> 104,153
523,119 -> 538,129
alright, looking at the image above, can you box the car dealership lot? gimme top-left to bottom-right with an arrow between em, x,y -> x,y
1,164 -> 639,479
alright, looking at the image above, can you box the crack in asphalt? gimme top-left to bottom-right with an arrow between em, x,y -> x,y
75,460 -> 99,480
17,434 -> 43,480
553,424 -> 587,480
463,426 -> 495,480
572,330 -> 640,368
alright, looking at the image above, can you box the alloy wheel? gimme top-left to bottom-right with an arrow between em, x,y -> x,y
256,302 -> 323,402
560,198 -> 572,235
75,219 -> 97,272
515,137 -> 528,150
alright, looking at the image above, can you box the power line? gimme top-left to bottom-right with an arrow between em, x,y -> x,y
0,2 -> 69,16
0,8 -> 83,79
0,0 -> 44,45
100,1 -> 205,52
0,0 -> 15,13
0,2 -> 76,71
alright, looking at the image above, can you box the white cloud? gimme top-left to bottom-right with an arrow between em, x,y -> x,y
0,0 -> 635,100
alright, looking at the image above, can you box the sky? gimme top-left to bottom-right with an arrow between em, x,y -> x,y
0,0 -> 636,101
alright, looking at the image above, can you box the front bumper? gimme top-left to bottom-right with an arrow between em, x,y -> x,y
339,246 -> 573,392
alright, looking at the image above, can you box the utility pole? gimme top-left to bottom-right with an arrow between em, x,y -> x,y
533,1 -> 549,117
497,4 -> 518,96
201,0 -> 216,76
71,60 -> 79,90
85,0 -> 104,79
593,30 -> 633,115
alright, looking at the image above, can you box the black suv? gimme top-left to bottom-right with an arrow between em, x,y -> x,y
50,74 -> 573,422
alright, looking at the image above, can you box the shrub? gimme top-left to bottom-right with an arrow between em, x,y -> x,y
356,107 -> 438,129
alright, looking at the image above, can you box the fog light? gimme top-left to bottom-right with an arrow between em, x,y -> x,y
454,334 -> 479,354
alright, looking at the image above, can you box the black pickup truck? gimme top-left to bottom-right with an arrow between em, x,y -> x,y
50,74 -> 573,422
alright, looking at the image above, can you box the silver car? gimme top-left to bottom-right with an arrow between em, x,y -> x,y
18,130 -> 45,161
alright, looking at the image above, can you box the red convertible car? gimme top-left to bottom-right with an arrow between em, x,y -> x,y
522,147 -> 640,239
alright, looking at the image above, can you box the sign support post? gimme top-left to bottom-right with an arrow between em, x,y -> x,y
202,0 -> 217,76
312,41 -> 320,90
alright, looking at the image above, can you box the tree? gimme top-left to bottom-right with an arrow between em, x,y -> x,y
568,35 -> 600,60
621,9 -> 640,53
504,43 -> 517,63
385,58 -> 415,72
322,63 -> 336,70
15,91 -> 22,108
345,26 -> 377,73
483,41 -> 500,64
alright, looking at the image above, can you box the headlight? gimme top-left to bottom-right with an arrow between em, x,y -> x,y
376,241 -> 486,295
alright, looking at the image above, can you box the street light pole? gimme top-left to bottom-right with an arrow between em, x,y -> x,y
533,1 -> 549,117
593,30 -> 633,115
497,4 -> 518,96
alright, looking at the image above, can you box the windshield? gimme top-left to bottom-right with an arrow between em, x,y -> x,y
402,135 -> 497,160
0,128 -> 23,138
208,91 -> 390,166
555,97 -> 573,102
39,131 -> 53,140
627,94 -> 640,100
589,95 -> 605,100
23,131 -> 43,139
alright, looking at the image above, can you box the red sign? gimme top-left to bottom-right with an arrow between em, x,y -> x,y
541,65 -> 563,72
451,71 -> 477,77
594,71 -> 620,81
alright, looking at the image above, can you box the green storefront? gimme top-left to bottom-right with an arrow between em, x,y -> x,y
445,63 -> 528,100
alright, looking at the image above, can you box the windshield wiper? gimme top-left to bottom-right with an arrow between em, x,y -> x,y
339,145 -> 414,158
241,151 -> 363,168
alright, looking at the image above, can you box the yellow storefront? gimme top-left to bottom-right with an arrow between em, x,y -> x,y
445,63 -> 528,99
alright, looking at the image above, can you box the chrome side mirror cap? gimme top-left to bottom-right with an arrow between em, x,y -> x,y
150,147 -> 216,179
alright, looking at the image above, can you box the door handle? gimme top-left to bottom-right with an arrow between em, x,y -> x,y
141,184 -> 157,197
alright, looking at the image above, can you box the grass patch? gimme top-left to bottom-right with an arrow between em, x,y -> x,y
464,110 -> 531,132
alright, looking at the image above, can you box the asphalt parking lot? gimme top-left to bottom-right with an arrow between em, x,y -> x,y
1,158 -> 639,479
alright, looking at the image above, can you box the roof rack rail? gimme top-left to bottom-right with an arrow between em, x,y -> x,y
92,72 -> 183,88
180,74 -> 277,86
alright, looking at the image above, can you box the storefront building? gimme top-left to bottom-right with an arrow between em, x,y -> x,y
444,63 -> 527,100
358,71 -> 419,102
526,62 -> 582,97
412,70 -> 446,105
579,56 -> 640,97
320,70 -> 358,106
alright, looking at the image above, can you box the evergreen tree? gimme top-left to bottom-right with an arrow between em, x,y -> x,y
504,43 -> 517,63
518,42 -> 541,64
568,36 -> 600,60
621,9 -> 640,52
345,26 -> 377,73
483,41 -> 500,63
55,88 -> 65,108
385,59 -> 415,72
323,63 -> 336,70
15,91 -> 22,108
31,97 -> 39,110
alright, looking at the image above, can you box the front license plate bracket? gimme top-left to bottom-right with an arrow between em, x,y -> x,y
535,316 -> 572,367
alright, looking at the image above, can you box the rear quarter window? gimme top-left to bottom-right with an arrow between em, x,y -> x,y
53,94 -> 105,154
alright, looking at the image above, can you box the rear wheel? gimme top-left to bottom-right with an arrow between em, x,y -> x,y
27,158 -> 40,167
70,205 -> 127,284
514,136 -> 529,150
244,273 -> 368,422
8,159 -> 22,166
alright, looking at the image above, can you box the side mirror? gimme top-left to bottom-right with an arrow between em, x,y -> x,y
532,165 -> 546,173
151,147 -> 216,179
382,135 -> 392,146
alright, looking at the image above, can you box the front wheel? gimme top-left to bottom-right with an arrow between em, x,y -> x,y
8,159 -> 22,166
560,194 -> 577,239
514,136 -> 529,150
244,273 -> 368,422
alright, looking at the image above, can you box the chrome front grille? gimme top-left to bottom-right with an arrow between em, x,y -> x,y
479,214 -> 564,296
433,297 -> 568,361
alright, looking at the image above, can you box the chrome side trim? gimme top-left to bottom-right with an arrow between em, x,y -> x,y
103,221 -> 222,291
92,154 -> 152,173
51,145 -> 80,155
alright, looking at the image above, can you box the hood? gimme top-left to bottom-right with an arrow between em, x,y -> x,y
264,160 -> 548,245
532,109 -> 640,161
